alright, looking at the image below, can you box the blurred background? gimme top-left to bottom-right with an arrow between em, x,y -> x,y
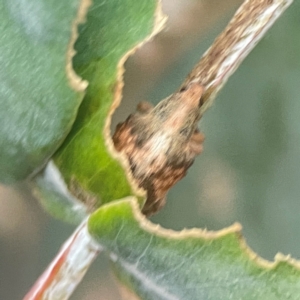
1,0 -> 300,298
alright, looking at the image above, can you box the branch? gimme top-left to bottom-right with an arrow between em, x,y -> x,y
23,220 -> 101,300
180,0 -> 293,114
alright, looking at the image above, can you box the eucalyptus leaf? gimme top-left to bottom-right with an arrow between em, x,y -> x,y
53,0 -> 163,208
89,197 -> 300,300
0,0 -> 86,183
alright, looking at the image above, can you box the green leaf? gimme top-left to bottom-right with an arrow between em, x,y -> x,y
53,0 -> 164,207
0,0 -> 87,183
89,197 -> 300,300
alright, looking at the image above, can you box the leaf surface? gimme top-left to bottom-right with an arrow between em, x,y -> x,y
53,0 -> 164,208
0,0 -> 87,183
89,197 -> 300,300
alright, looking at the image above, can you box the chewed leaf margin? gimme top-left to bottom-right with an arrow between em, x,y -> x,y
0,0 -> 89,183
52,0 -> 167,212
88,197 -> 300,300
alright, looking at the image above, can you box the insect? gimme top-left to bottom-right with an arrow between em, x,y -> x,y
113,83 -> 205,216
113,0 -> 292,216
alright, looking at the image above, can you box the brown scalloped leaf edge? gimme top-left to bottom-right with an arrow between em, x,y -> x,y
127,196 -> 300,271
103,1 -> 167,199
66,0 -> 90,92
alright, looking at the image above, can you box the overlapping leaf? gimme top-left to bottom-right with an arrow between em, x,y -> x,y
89,197 -> 300,300
0,0 -> 86,183
52,0 -> 164,210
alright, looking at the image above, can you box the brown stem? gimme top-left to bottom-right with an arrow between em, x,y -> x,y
180,0 -> 293,114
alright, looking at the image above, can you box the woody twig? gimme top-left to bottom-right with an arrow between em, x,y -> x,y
180,0 -> 293,115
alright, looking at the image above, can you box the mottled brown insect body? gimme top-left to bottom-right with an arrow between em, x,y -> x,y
113,83 -> 205,216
